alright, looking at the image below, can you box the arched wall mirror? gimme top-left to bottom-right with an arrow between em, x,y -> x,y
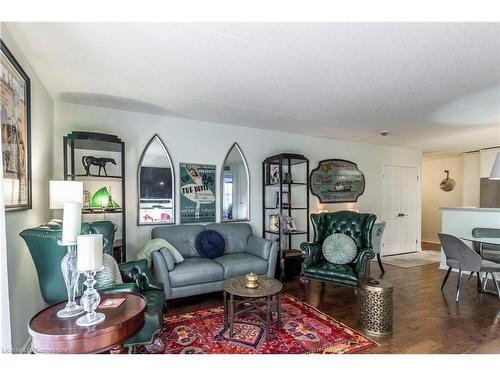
138,134 -> 175,225
221,143 -> 250,222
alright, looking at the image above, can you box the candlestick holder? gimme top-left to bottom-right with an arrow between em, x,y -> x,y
56,241 -> 84,318
76,268 -> 105,327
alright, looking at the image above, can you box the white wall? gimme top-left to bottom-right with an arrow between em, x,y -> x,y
1,24 -> 54,350
421,156 -> 464,243
462,152 -> 480,207
54,101 -> 422,259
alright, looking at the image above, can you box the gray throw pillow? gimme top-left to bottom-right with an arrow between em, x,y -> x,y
160,247 -> 176,271
322,233 -> 358,265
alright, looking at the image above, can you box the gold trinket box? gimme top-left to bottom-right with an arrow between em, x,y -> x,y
244,272 -> 259,288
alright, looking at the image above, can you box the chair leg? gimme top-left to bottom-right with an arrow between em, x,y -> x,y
298,273 -> 310,300
377,254 -> 385,274
491,273 -> 500,299
455,269 -> 462,302
441,267 -> 452,290
482,272 -> 489,292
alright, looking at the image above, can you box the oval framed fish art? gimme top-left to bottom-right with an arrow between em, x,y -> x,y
310,159 -> 365,203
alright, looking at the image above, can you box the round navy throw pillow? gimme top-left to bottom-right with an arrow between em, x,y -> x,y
195,230 -> 225,259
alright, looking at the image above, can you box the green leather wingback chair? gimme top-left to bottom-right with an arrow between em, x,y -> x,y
299,211 -> 376,299
20,220 -> 165,348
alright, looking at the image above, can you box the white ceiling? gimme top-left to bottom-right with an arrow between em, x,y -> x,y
6,22 -> 500,155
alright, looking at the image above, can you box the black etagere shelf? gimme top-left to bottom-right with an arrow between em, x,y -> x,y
63,131 -> 126,263
262,153 -> 310,281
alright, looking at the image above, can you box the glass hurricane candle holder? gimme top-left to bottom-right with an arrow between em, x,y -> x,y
76,268 -> 105,327
56,241 -> 84,318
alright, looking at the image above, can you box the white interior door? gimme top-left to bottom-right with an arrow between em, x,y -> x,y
381,165 -> 419,256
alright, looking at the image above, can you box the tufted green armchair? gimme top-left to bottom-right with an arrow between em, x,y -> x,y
19,220 -> 165,348
299,211 -> 376,299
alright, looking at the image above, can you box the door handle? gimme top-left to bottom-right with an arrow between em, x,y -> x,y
397,213 -> 407,217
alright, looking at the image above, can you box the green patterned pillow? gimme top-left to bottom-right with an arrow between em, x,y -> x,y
322,233 -> 358,265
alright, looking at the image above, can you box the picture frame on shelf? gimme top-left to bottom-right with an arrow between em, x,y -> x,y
275,191 -> 291,208
269,214 -> 280,233
1,40 -> 32,211
269,164 -> 280,184
282,215 -> 297,233
282,191 -> 290,208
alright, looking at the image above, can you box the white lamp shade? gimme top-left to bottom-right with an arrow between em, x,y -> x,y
49,180 -> 83,209
489,152 -> 500,180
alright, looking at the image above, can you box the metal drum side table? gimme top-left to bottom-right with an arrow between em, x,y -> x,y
357,278 -> 393,337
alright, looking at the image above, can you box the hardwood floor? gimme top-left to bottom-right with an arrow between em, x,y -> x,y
165,264 -> 500,354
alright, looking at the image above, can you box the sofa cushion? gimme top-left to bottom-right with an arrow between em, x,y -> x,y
195,230 -> 225,259
214,253 -> 268,279
304,261 -> 359,283
151,225 -> 204,258
169,257 -> 224,287
206,223 -> 252,253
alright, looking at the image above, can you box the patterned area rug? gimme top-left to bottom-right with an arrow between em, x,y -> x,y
136,294 -> 377,354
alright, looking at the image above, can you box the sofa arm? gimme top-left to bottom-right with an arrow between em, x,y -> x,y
246,235 -> 273,260
119,259 -> 163,292
151,251 -> 172,299
100,282 -> 139,295
355,248 -> 375,278
300,242 -> 322,270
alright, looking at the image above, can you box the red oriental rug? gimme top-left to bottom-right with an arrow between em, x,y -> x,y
137,293 -> 378,354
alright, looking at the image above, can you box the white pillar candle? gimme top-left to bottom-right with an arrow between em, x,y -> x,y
77,234 -> 104,272
61,202 -> 82,245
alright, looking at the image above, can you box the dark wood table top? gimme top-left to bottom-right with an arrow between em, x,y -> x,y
28,293 -> 146,354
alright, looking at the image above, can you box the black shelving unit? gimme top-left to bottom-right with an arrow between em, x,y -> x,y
63,131 -> 126,262
262,153 -> 310,280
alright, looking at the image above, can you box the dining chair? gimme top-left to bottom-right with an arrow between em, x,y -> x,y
438,233 -> 500,302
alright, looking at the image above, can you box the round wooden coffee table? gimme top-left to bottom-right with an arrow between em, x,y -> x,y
28,293 -> 146,354
223,276 -> 282,340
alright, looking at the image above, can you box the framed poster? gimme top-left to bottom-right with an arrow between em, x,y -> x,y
1,40 -> 31,211
180,163 -> 216,223
310,159 -> 365,203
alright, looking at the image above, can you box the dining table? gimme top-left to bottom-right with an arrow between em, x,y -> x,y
459,234 -> 500,295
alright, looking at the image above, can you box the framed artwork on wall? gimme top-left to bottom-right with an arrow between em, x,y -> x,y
180,163 -> 216,223
1,40 -> 32,211
310,159 -> 365,203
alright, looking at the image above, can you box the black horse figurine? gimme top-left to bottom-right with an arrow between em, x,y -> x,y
82,156 -> 116,176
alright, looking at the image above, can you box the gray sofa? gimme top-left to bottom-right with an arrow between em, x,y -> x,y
151,223 -> 279,300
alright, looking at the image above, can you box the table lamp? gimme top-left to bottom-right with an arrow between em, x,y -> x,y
76,234 -> 105,327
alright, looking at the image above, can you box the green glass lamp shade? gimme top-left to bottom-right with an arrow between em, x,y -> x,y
91,187 -> 120,208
